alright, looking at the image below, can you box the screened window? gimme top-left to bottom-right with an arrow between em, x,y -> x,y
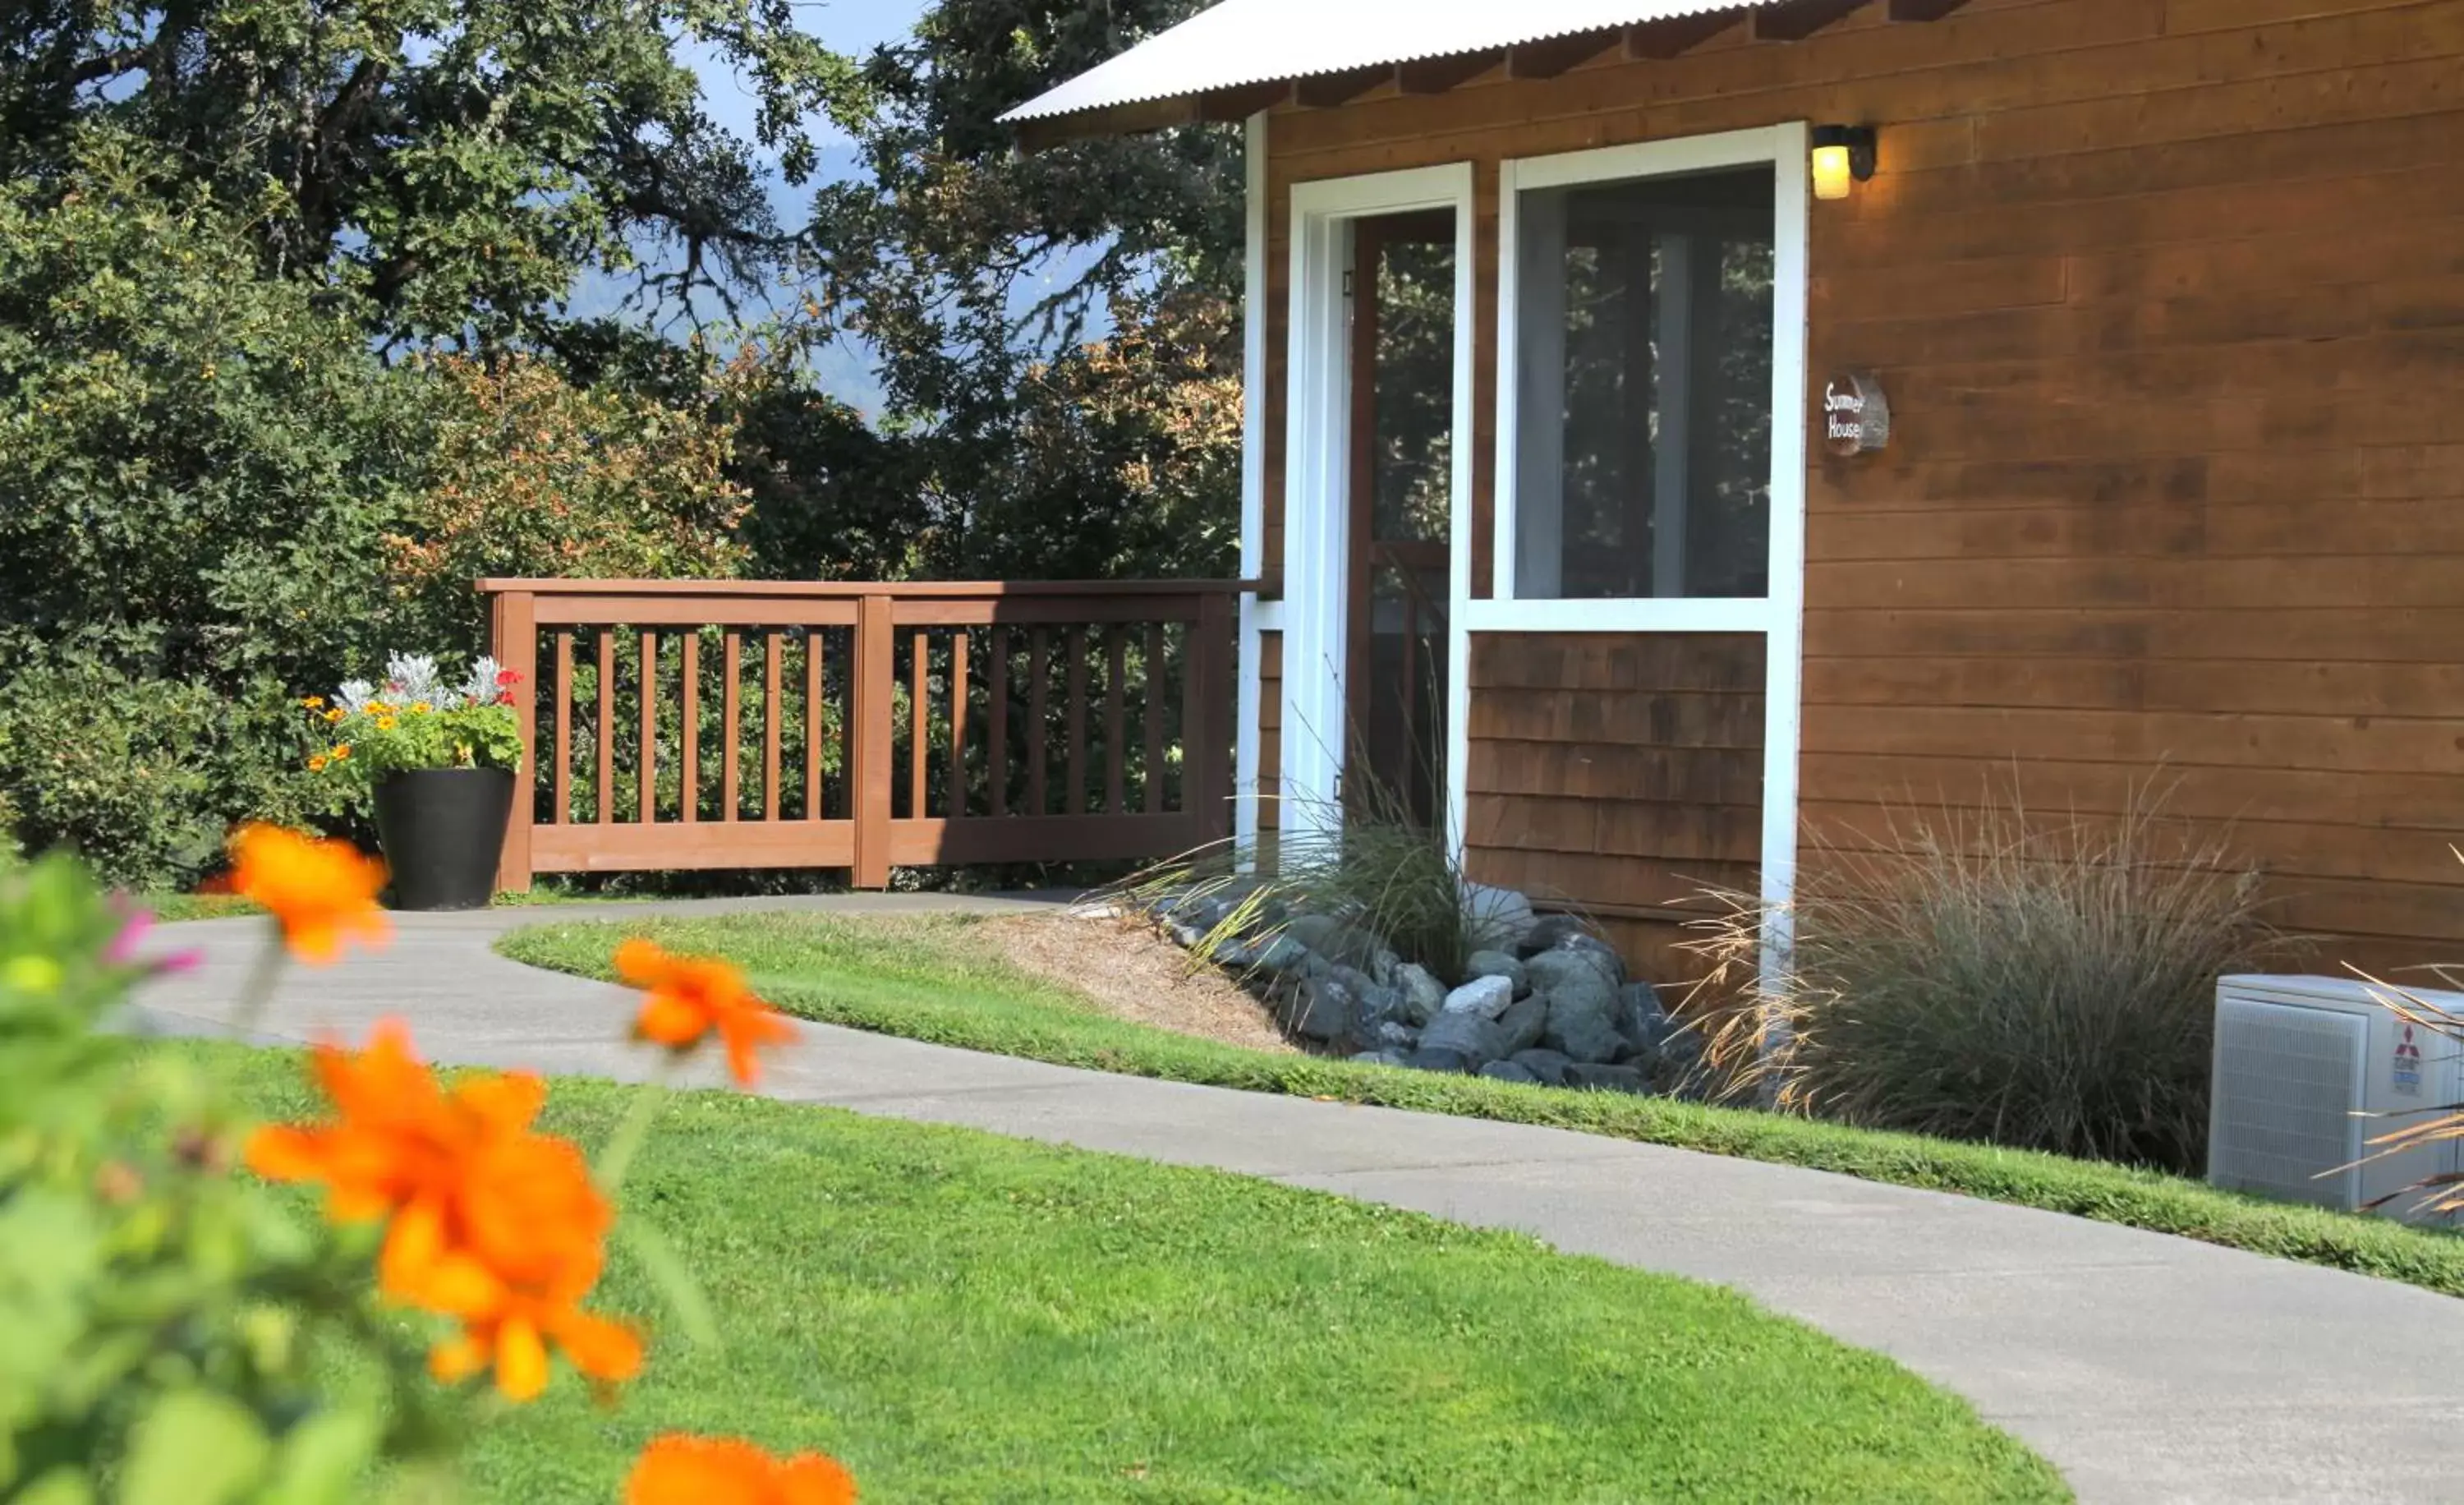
1512,166 -> 1776,601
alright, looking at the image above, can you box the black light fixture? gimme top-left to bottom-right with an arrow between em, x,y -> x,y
1810,124 -> 1878,200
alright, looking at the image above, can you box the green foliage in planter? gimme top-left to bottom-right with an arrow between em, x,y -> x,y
304,656 -> 526,812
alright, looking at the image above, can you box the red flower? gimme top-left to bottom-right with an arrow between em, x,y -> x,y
496,668 -> 524,687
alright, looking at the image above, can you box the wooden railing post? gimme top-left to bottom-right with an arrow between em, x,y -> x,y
851,593 -> 894,888
489,588 -> 537,894
1188,590 -> 1235,840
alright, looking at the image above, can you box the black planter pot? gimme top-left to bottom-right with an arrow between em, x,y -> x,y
371,768 -> 515,911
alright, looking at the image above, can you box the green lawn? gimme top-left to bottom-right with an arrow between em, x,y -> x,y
499,912 -> 2464,1300
213,1046 -> 2062,1503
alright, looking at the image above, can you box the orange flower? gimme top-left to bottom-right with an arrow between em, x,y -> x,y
246,1023 -> 639,1401
618,939 -> 794,1086
228,823 -> 388,964
625,1434 -> 857,1505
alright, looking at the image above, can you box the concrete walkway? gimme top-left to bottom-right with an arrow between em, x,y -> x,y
136,897 -> 2464,1505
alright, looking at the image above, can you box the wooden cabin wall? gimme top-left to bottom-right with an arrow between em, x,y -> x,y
1260,0 -> 2464,978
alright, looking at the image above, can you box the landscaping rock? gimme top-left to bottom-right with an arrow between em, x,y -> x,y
1541,991 -> 1626,1065
1209,936 -> 1261,969
1368,947 -> 1404,988
1496,996 -> 1547,1056
1617,982 -> 1673,1051
1526,950 -> 1621,1029
1461,882 -> 1537,952
1463,950 -> 1530,997
1517,913 -> 1593,955
1651,1029 -> 1709,1097
1395,963 -> 1448,1025
1419,1010 -> 1510,1066
1165,919 -> 1208,950
1285,974 -> 1354,1043
1440,973 -> 1515,1019
1404,1046 -> 1474,1074
1478,1060 -> 1541,1084
1349,1049 -> 1408,1067
1344,978 -> 1409,1047
1529,939 -> 1623,990
1281,913 -> 1346,953
1372,1020 -> 1420,1052
1510,1048 -> 1574,1086
1565,1062 -> 1648,1094
1252,935 -> 1311,975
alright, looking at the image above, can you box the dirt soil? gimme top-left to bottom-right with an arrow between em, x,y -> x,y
971,911 -> 1300,1054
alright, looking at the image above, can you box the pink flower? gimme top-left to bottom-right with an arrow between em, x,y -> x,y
103,901 -> 205,977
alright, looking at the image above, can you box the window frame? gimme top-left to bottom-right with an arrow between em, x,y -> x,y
1477,123 -> 1809,635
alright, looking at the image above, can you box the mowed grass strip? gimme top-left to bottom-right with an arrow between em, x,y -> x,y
213,1043 -> 2063,1503
500,912 -> 2464,1300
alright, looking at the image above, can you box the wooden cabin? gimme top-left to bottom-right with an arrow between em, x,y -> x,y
1005,0 -> 2464,981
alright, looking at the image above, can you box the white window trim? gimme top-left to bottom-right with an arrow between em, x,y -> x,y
1280,162 -> 1478,853
1234,112 -> 1270,867
1466,123 -> 1810,989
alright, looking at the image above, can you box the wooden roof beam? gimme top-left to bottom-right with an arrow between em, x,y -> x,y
1507,27 -> 1623,80
1751,0 -> 1873,42
1886,0 -> 1971,16
1198,80 -> 1291,120
1397,48 -> 1505,94
1624,12 -> 1739,58
1292,63 -> 1395,108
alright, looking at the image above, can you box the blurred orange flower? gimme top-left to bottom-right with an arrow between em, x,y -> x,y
228,823 -> 388,964
618,939 -> 793,1086
624,1434 -> 856,1505
246,1022 -> 638,1401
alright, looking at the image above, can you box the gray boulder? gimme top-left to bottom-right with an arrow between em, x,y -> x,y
1517,913 -> 1594,955
1566,1062 -> 1648,1094
1395,963 -> 1449,1025
1349,1049 -> 1408,1067
1368,948 -> 1404,988
1281,913 -> 1346,952
1404,1046 -> 1475,1074
1285,973 -> 1354,1042
1165,919 -> 1208,950
1252,934 -> 1311,975
1478,1060 -> 1541,1084
1463,950 -> 1530,997
1528,945 -> 1623,998
1420,1010 -> 1510,1066
1496,996 -> 1547,1056
1372,1020 -> 1420,1052
1617,981 -> 1673,1050
1651,1029 -> 1710,1097
1461,882 -> 1537,952
1542,992 -> 1626,1065
1510,1048 -> 1575,1086
1440,973 -> 1515,1019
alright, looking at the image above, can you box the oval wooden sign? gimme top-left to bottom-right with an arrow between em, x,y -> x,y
1823,370 -> 1891,458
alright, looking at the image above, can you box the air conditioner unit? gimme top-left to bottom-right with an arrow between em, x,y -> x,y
2208,974 -> 2463,1222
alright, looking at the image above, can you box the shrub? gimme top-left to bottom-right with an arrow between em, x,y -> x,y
384,353 -> 750,653
0,658 -> 229,891
1695,789 -> 2284,1173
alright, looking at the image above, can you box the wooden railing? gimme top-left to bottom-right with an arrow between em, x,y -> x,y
479,579 -> 1243,891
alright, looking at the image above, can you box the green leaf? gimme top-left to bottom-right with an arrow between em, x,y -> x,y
258,1404 -> 383,1505
614,1210 -> 720,1351
120,1389 -> 270,1505
12,1466 -> 96,1505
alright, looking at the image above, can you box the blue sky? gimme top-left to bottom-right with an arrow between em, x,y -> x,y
683,0 -> 928,144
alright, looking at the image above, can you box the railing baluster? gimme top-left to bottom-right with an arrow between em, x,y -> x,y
595,631 -> 615,825
680,633 -> 699,823
764,631 -> 783,822
721,632 -> 742,821
908,630 -> 930,817
1144,623 -> 1165,815
852,596 -> 894,886
553,631 -> 573,824
948,630 -> 970,819
1065,627 -> 1088,817
1027,628 -> 1049,817
1104,626 -> 1126,814
805,633 -> 824,821
1188,593 -> 1234,839
638,631 -> 657,824
987,628 -> 1009,819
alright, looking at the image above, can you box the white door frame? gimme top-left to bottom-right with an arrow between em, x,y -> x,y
1462,122 -> 1811,987
1276,162 -> 1478,851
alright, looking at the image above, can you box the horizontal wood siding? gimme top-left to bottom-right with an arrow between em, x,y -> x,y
1267,0 -> 2464,973
1465,633 -> 1765,980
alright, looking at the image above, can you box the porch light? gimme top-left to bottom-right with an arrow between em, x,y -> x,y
1810,124 -> 1878,201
